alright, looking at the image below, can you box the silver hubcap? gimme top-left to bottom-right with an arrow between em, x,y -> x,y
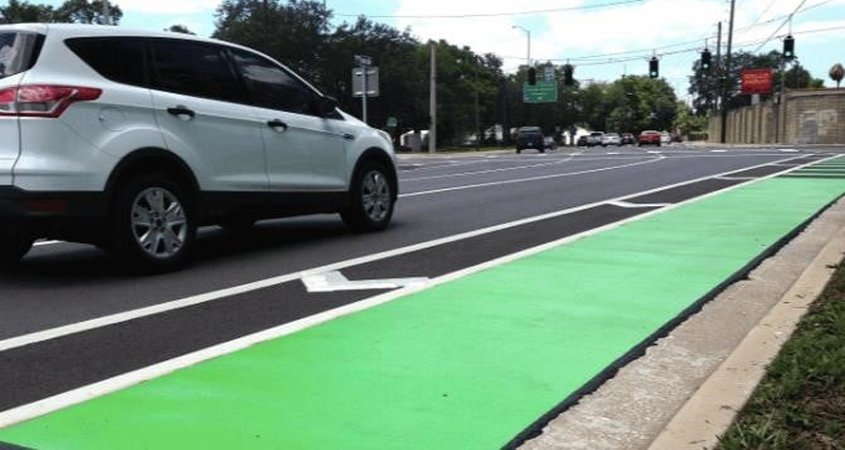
131,187 -> 187,259
362,170 -> 391,222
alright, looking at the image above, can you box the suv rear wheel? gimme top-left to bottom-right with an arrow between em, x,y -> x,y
107,174 -> 196,273
341,160 -> 395,232
0,230 -> 34,269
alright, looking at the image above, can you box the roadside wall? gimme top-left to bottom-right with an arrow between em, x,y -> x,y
709,88 -> 845,144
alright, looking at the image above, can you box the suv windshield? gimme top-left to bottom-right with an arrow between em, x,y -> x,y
0,32 -> 44,80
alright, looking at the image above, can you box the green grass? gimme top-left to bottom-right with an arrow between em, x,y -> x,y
717,260 -> 845,450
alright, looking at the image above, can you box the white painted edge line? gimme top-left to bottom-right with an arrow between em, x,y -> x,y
608,200 -> 673,209
780,148 -> 799,152
714,176 -> 758,181
0,154 -> 809,355
710,150 -> 728,153
0,153 -> 833,429
399,155 -> 666,198
32,240 -> 60,247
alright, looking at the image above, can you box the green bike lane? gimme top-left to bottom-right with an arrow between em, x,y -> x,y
2,157 -> 844,450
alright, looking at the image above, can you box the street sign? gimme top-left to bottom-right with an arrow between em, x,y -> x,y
354,54 -> 372,67
386,116 -> 398,128
741,68 -> 773,95
543,66 -> 555,82
352,67 -> 379,97
523,80 -> 557,103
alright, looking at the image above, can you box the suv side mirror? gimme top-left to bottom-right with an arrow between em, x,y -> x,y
311,95 -> 338,117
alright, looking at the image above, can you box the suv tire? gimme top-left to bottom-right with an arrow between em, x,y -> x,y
107,174 -> 196,273
0,230 -> 34,269
341,160 -> 395,232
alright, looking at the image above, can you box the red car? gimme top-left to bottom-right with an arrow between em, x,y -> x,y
638,130 -> 662,147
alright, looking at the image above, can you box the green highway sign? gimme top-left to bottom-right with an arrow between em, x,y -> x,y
523,80 -> 558,103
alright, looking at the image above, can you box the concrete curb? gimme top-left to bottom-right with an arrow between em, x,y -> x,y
521,198 -> 845,450
648,201 -> 845,450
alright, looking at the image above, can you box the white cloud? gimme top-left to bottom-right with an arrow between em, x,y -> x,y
115,0 -> 219,15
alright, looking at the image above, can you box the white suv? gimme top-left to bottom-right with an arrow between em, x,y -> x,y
0,24 -> 398,272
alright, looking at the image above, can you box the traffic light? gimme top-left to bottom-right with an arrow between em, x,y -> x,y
649,57 -> 659,78
783,35 -> 795,60
701,49 -> 712,72
563,64 -> 574,86
527,67 -> 537,85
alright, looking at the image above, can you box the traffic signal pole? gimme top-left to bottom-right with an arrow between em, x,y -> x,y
719,0 -> 735,144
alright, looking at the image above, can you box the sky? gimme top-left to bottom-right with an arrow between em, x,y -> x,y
28,0 -> 845,99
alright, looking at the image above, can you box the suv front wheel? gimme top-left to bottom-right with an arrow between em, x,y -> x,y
107,174 -> 196,273
341,161 -> 395,232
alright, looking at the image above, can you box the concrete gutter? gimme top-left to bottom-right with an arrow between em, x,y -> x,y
521,198 -> 845,450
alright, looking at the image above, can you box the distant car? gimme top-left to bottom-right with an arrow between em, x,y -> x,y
671,131 -> 683,143
660,131 -> 671,145
621,133 -> 635,145
638,130 -> 662,147
586,131 -> 604,147
543,136 -> 557,150
602,133 -> 622,147
516,126 -> 545,153
577,135 -> 588,146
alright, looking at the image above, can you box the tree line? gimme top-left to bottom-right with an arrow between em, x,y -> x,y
1,0 -> 832,145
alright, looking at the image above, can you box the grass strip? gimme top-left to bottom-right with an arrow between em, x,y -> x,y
717,259 -> 845,449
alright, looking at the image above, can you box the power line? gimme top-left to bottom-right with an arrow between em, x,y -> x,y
753,0 -> 809,53
335,0 -> 643,19
499,25 -> 845,69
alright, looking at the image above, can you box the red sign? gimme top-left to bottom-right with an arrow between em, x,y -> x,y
741,68 -> 774,95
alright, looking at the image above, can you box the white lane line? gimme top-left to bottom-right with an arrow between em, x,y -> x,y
607,152 -> 621,155
715,176 -> 758,181
0,154 -> 809,355
781,148 -> 799,152
608,200 -> 672,208
711,150 -> 728,153
0,153 -> 829,429
400,155 -> 666,198
301,271 -> 429,293
401,156 -> 575,182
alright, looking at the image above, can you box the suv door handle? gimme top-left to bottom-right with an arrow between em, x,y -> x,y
166,106 -> 195,119
267,119 -> 288,132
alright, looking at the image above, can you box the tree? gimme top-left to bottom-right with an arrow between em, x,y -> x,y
831,63 -> 844,89
0,0 -> 122,24
166,24 -> 195,35
0,0 -> 56,23
54,0 -> 122,24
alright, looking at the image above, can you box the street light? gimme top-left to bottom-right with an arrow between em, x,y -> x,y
512,25 -> 531,68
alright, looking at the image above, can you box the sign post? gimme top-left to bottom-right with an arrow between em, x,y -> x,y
352,55 -> 378,124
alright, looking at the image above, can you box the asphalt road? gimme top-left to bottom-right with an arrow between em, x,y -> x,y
0,144 -> 840,418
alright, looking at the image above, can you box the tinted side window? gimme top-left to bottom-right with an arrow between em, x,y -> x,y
230,49 -> 315,115
0,32 -> 44,80
151,40 -> 241,103
66,38 -> 146,87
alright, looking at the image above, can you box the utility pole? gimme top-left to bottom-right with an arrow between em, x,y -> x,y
715,21 -> 722,111
474,60 -> 480,151
720,0 -> 735,144
429,41 -> 437,153
101,0 -> 112,25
